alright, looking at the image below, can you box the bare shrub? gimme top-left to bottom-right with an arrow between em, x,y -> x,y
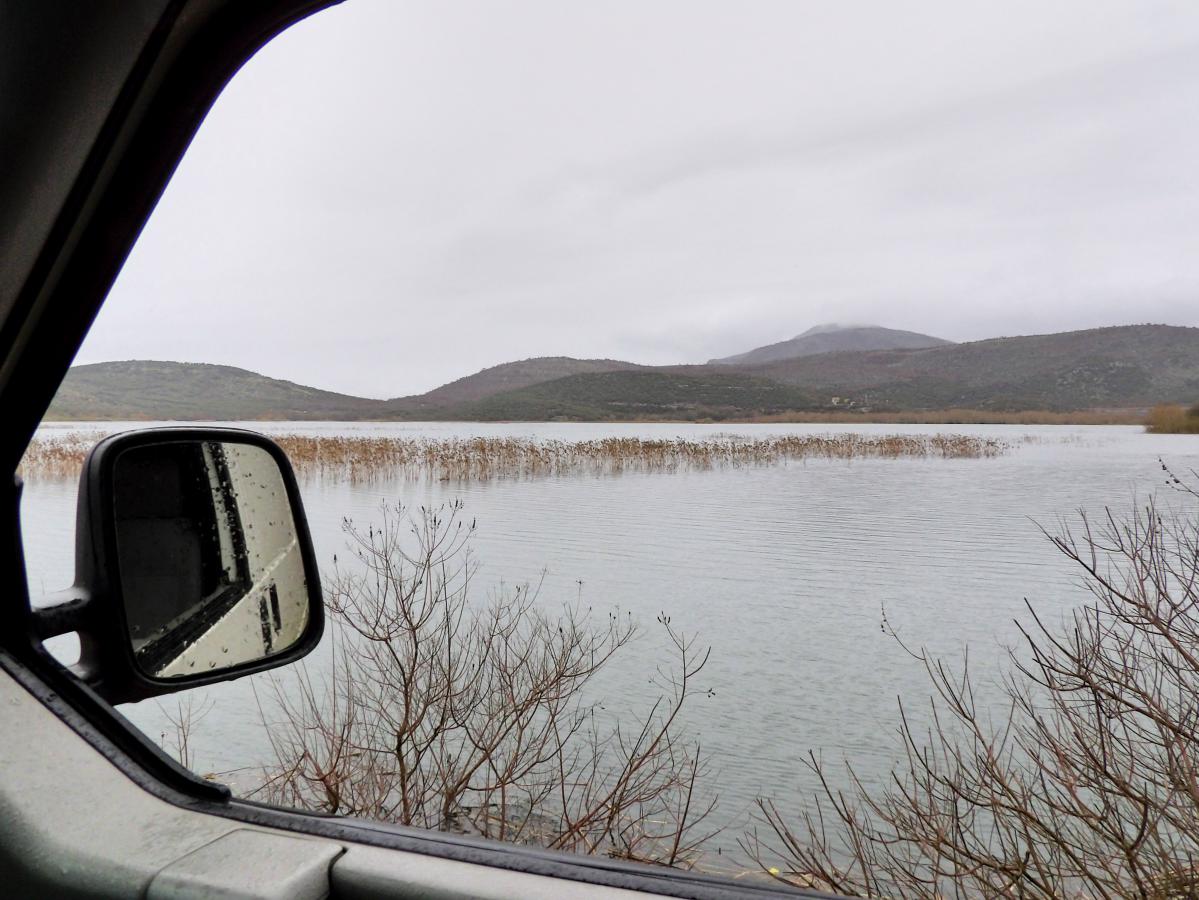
253,501 -> 716,866
157,694 -> 214,774
744,467 -> 1199,898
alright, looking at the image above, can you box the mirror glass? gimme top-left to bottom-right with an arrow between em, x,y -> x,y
113,440 -> 310,679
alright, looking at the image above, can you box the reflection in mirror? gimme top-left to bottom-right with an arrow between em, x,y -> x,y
114,440 -> 309,679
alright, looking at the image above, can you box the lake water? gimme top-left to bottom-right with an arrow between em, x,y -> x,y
19,421 -> 1199,859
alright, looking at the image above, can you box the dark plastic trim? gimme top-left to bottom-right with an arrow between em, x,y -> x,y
0,1 -> 841,896
0,640 -> 827,899
0,0 -> 339,474
4,474 -> 230,802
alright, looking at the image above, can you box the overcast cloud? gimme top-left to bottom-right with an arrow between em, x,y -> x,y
79,0 -> 1199,397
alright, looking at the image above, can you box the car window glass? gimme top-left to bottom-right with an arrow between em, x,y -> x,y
19,1 -> 1199,890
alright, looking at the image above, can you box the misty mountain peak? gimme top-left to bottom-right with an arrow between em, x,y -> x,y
710,325 -> 953,366
792,323 -> 876,339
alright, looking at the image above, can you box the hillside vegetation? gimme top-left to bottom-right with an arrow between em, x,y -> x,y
45,325 -> 1199,421
49,361 -> 383,420
747,324 -> 1199,410
710,324 -> 952,366
382,357 -> 645,415
449,371 -> 820,421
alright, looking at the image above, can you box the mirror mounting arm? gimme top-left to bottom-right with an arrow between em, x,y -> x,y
30,588 -> 93,641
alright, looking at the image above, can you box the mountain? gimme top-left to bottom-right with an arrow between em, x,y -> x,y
451,370 -> 820,421
709,324 -> 953,366
382,357 -> 645,415
47,360 -> 384,420
46,359 -> 817,422
44,325 -> 1199,422
48,357 -> 648,421
744,324 -> 1199,410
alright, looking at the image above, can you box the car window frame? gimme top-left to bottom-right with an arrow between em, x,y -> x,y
0,2 -> 828,897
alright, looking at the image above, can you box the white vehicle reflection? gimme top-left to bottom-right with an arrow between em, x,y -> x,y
114,440 -> 309,678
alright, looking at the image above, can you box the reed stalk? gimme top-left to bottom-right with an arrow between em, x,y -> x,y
18,432 -> 1009,483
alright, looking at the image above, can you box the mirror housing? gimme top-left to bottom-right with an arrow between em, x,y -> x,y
34,428 -> 323,704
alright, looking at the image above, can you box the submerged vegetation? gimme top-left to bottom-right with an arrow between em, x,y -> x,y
272,433 -> 1007,481
19,431 -> 1009,482
18,431 -> 108,480
1146,403 -> 1199,434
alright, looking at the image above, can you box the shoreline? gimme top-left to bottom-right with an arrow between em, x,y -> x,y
39,408 -> 1148,426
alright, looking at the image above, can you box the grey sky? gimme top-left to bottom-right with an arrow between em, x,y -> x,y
81,0 -> 1199,398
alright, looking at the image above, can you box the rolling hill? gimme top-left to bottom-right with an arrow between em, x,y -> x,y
451,370 -> 820,421
48,360 -> 384,420
744,324 -> 1199,410
381,357 -> 646,416
709,324 -> 952,366
44,325 -> 1199,421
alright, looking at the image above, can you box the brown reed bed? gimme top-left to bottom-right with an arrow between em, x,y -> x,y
19,432 -> 1009,483
18,432 -> 109,481
1145,404 -> 1199,434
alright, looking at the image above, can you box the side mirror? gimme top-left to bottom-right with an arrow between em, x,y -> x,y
32,428 -> 323,704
